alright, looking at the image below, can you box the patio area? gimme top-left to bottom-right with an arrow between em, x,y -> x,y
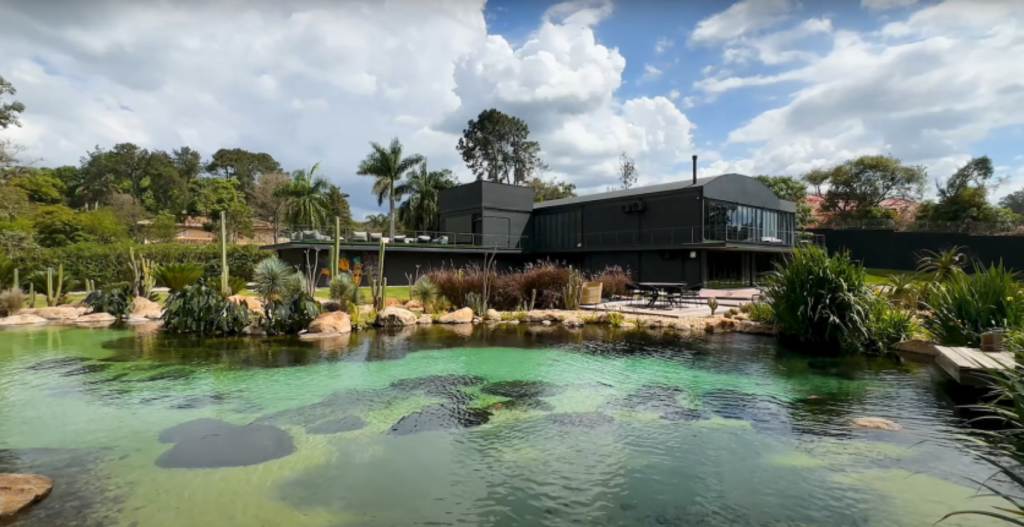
580,287 -> 761,319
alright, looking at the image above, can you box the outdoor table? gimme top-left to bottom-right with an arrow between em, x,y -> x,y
637,282 -> 687,308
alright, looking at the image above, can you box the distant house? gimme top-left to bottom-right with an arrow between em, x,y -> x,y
137,216 -> 279,245
805,194 -> 918,224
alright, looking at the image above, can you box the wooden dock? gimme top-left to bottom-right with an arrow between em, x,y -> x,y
934,346 -> 1015,386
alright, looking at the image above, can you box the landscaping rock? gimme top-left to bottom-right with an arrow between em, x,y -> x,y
617,322 -> 636,330
416,314 -> 432,325
704,323 -> 715,333
242,322 -> 266,336
541,320 -> 552,326
384,298 -> 403,308
23,306 -> 88,321
0,473 -> 53,519
307,311 -> 352,334
484,309 -> 501,321
228,295 -> 263,311
74,313 -> 117,327
852,417 -> 902,431
405,300 -> 423,310
388,404 -> 491,436
0,314 -> 48,326
481,380 -> 565,398
526,310 -> 557,324
439,307 -> 474,324
562,317 -> 584,328
375,307 -> 417,327
131,296 -> 163,319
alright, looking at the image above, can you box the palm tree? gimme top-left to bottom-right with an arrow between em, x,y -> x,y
364,213 -> 390,232
277,162 -> 331,230
396,161 -> 457,232
356,138 -> 424,238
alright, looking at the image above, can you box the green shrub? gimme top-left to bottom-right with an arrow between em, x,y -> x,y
162,279 -> 252,336
728,307 -> 739,315
83,283 -> 133,320
922,261 -> 1024,346
607,311 -> 624,325
747,302 -> 775,323
12,242 -> 271,289
253,257 -> 302,302
153,262 -> 204,292
228,276 -> 248,295
28,268 -> 77,306
329,273 -> 359,305
762,246 -> 871,353
410,276 -> 439,311
263,292 -> 322,336
857,294 -> 919,355
0,289 -> 23,317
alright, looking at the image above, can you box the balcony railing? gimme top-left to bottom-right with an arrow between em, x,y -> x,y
277,226 -> 527,250
532,226 -> 798,250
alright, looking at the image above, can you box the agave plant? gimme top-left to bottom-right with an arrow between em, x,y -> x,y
410,276 -> 439,310
884,273 -> 921,309
263,291 -> 322,336
153,262 -> 204,293
917,246 -> 966,282
328,273 -> 359,305
253,257 -> 302,303
228,276 -> 248,296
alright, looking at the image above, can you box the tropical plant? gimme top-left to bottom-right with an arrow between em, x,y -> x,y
252,257 -> 302,303
762,246 -> 872,354
917,246 -> 966,282
84,282 -> 133,320
356,137 -> 424,238
228,276 -> 248,296
128,248 -> 156,299
0,257 -> 14,289
329,273 -> 359,305
410,276 -> 439,312
153,262 -> 204,292
162,279 -> 251,336
747,302 -> 775,323
923,261 -> 1024,347
28,266 -> 76,307
884,272 -> 922,309
860,294 -> 919,355
0,288 -> 23,317
395,161 -> 457,232
465,292 -> 484,316
277,162 -> 331,230
263,292 -> 322,336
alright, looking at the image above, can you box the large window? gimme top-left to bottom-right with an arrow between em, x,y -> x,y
703,199 -> 794,245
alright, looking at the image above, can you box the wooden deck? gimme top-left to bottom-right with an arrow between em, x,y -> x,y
934,346 -> 1015,386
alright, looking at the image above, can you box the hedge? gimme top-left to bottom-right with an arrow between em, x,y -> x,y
12,242 -> 273,289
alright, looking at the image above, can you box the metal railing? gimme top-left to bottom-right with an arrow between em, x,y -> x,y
278,226 -> 528,250
531,226 -> 799,250
818,218 -> 1024,236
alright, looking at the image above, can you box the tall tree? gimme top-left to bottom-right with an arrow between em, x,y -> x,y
206,148 -> 282,196
192,177 -> 254,241
277,163 -> 331,230
755,175 -> 814,229
248,172 -> 291,235
75,146 -> 120,208
531,176 -> 576,202
325,184 -> 355,231
109,142 -> 151,203
819,155 -> 926,220
618,152 -> 638,189
9,170 -> 66,204
999,189 -> 1024,215
363,213 -> 390,232
0,75 -> 26,130
457,109 -> 546,185
396,161 -> 457,231
917,156 -> 1008,223
172,146 -> 203,214
802,168 -> 830,197
356,138 -> 424,237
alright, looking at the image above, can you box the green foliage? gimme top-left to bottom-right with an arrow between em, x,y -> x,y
276,163 -> 331,230
325,184 -> 354,231
531,176 -> 576,202
146,213 -> 178,243
328,273 -> 359,305
884,272 -> 922,309
707,297 -> 718,316
205,148 -> 282,197
28,267 -> 76,306
10,173 -> 66,204
465,292 -> 484,316
357,138 -> 424,236
162,279 -> 252,336
859,294 -> 919,355
263,292 -> 321,336
83,283 -> 133,320
922,261 -> 1024,346
0,257 -> 14,289
755,175 -> 814,228
13,242 -> 270,290
410,276 -> 439,311
763,246 -> 872,353
32,205 -> 88,247
253,257 -> 301,303
0,288 -> 23,317
816,155 -> 926,220
0,75 -> 26,130
457,108 -> 546,185
153,262 -> 205,292
917,246 -> 966,282
79,208 -> 131,243
228,276 -> 248,295
607,311 -> 624,325
192,177 -> 254,240
747,302 -> 775,323
395,162 -> 457,231
999,188 -> 1024,215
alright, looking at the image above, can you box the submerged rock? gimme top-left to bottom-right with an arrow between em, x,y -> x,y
491,397 -> 554,412
388,404 -> 491,436
852,417 -> 902,431
135,367 -> 194,382
543,412 -> 615,429
608,385 -> 696,421
155,419 -> 295,469
305,416 -> 365,435
480,380 -> 565,399
25,357 -> 86,371
60,362 -> 113,377
389,374 -> 484,397
0,473 -> 53,519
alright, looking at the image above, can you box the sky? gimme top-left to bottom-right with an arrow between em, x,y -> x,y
1,0 -> 1022,220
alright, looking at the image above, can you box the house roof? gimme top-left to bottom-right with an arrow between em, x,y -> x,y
533,175 -> 726,209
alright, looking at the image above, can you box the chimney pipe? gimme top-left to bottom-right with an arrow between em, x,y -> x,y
692,155 -> 698,185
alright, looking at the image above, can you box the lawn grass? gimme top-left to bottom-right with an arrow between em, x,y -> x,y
864,268 -> 937,285
313,285 -> 411,303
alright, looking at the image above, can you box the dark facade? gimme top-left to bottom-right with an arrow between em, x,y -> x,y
268,175 -> 797,287
810,228 -> 1024,273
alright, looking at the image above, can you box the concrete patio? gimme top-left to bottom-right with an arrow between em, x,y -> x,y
580,288 -> 761,319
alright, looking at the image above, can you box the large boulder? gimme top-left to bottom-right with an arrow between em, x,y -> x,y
484,309 -> 501,321
21,306 -> 88,321
405,300 -> 423,310
384,298 -> 403,308
0,314 -> 48,327
375,307 -> 417,327
526,310 -> 557,324
228,295 -> 263,312
131,296 -> 164,320
307,311 -> 352,334
439,307 -> 474,324
417,314 -> 433,325
74,312 -> 117,327
0,473 -> 53,519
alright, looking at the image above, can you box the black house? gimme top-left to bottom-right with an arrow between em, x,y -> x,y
265,172 -> 796,287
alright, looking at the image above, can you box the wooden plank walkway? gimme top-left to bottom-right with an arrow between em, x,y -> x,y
935,346 -> 1015,386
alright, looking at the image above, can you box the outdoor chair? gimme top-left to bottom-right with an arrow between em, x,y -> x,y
431,236 -> 449,244
352,231 -> 368,242
682,283 -> 703,305
393,235 -> 406,243
370,233 -> 383,242
417,235 -> 431,243
664,285 -> 686,308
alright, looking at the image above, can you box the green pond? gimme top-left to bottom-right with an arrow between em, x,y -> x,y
0,323 -> 1012,526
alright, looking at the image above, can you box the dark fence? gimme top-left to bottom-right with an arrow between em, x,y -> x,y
809,228 -> 1024,272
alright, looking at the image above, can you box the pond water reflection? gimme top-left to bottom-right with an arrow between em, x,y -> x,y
0,324 -> 1009,526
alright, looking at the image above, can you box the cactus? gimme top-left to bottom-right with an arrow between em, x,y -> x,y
28,283 -> 36,308
333,216 -> 341,280
707,297 -> 719,316
129,248 -> 156,298
44,265 -> 64,307
370,240 -> 387,311
530,289 -> 537,311
220,210 -> 230,297
85,279 -> 95,294
465,292 -> 484,315
13,268 -> 18,291
562,266 -> 584,310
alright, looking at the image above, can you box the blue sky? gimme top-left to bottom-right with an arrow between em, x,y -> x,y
1,0 -> 1022,219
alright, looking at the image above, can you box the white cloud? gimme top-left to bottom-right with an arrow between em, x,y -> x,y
655,37 -> 673,53
862,0 -> 919,11
690,0 -> 795,43
668,89 -> 681,100
0,0 -> 698,209
693,0 -> 1024,178
682,96 -> 697,109
640,64 -> 663,83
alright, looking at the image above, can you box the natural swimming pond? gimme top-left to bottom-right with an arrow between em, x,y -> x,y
0,324 -> 1011,526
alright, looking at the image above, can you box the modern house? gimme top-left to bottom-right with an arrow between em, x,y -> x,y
264,166 -> 797,287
